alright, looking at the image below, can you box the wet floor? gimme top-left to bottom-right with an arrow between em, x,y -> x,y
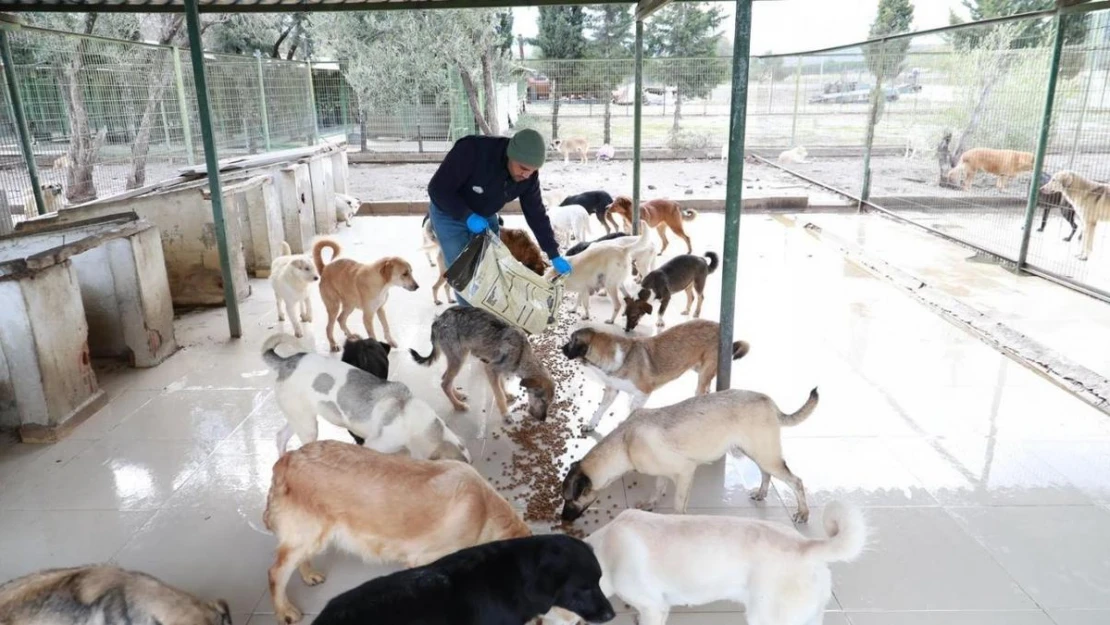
1,213 -> 1108,625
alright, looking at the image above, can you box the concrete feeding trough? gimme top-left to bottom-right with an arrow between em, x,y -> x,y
0,213 -> 177,442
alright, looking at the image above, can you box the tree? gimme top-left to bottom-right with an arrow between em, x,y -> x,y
586,5 -> 634,145
862,0 -> 913,145
533,6 -> 587,141
645,3 -> 727,136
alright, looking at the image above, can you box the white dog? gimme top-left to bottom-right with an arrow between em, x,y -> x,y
778,146 -> 809,164
594,220 -> 657,282
720,143 -> 728,162
596,144 -> 615,161
1042,170 -> 1110,261
420,213 -> 439,267
269,241 -> 319,338
548,203 -> 590,248
545,233 -> 639,323
261,334 -> 470,462
334,192 -> 360,228
544,503 -> 867,625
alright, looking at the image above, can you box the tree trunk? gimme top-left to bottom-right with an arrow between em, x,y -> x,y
456,63 -> 493,136
359,111 -> 368,152
481,51 -> 500,136
551,79 -> 560,141
63,46 -> 99,203
671,89 -> 683,134
126,63 -> 175,190
951,74 -> 1002,167
603,97 -> 612,145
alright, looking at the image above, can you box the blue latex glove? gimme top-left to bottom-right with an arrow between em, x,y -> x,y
552,256 -> 572,275
466,213 -> 489,234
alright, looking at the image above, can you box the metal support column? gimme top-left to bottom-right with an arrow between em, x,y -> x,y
717,0 -> 753,391
631,20 -> 644,235
790,57 -> 802,147
184,0 -> 241,338
256,52 -> 272,151
172,48 -> 196,165
1,27 -> 46,216
305,61 -> 320,145
1017,13 -> 1066,270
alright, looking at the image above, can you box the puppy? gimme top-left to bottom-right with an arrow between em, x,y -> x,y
947,147 -> 1034,191
1042,170 -> 1110,261
410,306 -> 555,429
265,441 -> 529,624
262,333 -> 469,461
1037,171 -> 1079,242
313,535 -> 615,625
561,387 -> 818,523
22,182 -> 65,214
607,196 -> 697,255
269,241 -> 320,338
0,565 -> 231,625
314,238 -> 418,350
543,503 -> 865,625
562,191 -> 616,233
500,226 -> 548,275
334,192 -> 360,228
777,145 -> 808,164
340,336 -> 392,445
625,252 -> 718,330
421,213 -> 439,267
562,320 -> 749,430
549,203 -> 591,247
553,136 -> 590,164
545,236 -> 637,324
596,143 -> 615,161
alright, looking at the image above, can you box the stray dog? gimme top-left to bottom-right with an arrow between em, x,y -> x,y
543,503 -> 865,625
1037,171 -> 1079,242
566,232 -> 630,257
410,306 -> 555,429
625,252 -> 718,330
562,191 -> 617,233
313,535 -> 615,625
777,146 -> 808,164
596,143 -> 615,161
22,182 -> 65,214
549,203 -> 591,247
587,219 -> 657,282
1042,170 -> 1110,261
500,226 -> 548,275
334,192 -> 360,228
262,333 -> 469,461
545,230 -> 644,324
265,441 -> 528,624
314,238 -> 418,350
607,196 -> 697,255
340,336 -> 391,445
553,136 -> 590,164
421,213 -> 439,267
270,241 -> 320,338
562,320 -> 749,430
0,565 -> 231,625
947,147 -> 1034,191
561,387 -> 818,523
429,214 -> 506,304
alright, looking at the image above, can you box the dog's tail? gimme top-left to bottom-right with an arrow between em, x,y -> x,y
802,501 -> 868,563
778,386 -> 819,427
280,241 -> 292,256
681,208 -> 698,221
408,328 -> 441,366
261,333 -> 305,369
312,238 -> 340,274
731,340 -> 750,360
704,251 -> 719,274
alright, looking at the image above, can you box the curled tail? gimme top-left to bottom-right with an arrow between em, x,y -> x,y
704,251 -> 719,274
408,330 -> 441,366
681,208 -> 698,222
802,501 -> 867,563
731,340 -> 750,360
312,239 -> 341,274
280,241 -> 292,256
778,386 -> 819,427
261,333 -> 305,369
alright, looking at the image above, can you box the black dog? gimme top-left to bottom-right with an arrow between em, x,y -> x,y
340,337 -> 391,445
566,231 -> 631,256
624,252 -> 719,331
561,191 -> 615,233
313,535 -> 616,625
1036,171 -> 1079,242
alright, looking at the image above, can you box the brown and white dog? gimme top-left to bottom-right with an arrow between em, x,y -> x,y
1042,170 -> 1110,261
947,148 -> 1034,191
313,239 -> 419,351
264,440 -> 530,624
561,319 -> 749,431
553,137 -> 590,164
22,182 -> 66,215
606,196 -> 697,255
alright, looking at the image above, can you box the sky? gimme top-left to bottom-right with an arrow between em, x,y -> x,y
513,0 -> 973,56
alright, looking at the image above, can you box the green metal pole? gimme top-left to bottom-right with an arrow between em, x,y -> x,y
1,28 -> 46,216
306,60 -> 320,145
256,52 -> 271,151
172,47 -> 196,166
790,57 -> 802,147
717,0 -> 753,392
184,0 -> 241,339
1017,13 -> 1066,271
632,19 -> 644,235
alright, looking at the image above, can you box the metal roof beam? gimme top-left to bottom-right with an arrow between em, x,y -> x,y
635,0 -> 670,21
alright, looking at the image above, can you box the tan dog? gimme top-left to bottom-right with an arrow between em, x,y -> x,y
947,148 -> 1034,191
22,182 -> 65,215
265,440 -> 530,624
561,319 -> 749,431
607,196 -> 697,255
0,565 -> 231,625
1042,170 -> 1110,261
561,387 -> 818,523
313,239 -> 418,351
553,136 -> 590,164
545,235 -> 641,324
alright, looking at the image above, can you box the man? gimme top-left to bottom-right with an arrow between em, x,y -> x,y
427,129 -> 571,304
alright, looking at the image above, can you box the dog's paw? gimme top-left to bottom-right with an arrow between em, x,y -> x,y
792,510 -> 810,524
387,339 -> 398,348
329,343 -> 341,353
634,500 -> 657,511
1078,254 -> 1089,261
604,319 -> 614,324
300,313 -> 312,322
453,401 -> 471,412
276,605 -> 303,624
293,329 -> 303,338
681,310 -> 690,316
301,571 -> 326,586
434,298 -> 443,305
749,489 -> 768,502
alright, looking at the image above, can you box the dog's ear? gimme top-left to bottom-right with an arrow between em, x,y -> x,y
643,302 -> 653,315
563,463 -> 591,501
380,340 -> 393,354
379,259 -> 395,282
210,600 -> 232,625
636,288 -> 650,301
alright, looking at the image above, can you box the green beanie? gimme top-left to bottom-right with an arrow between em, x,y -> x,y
506,129 -> 547,168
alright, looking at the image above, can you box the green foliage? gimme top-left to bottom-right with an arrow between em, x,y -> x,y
644,3 -> 728,133
948,0 -> 1089,79
864,0 -> 914,81
533,7 -> 588,60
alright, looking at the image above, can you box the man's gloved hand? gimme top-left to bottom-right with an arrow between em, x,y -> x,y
466,213 -> 489,234
552,256 -> 572,275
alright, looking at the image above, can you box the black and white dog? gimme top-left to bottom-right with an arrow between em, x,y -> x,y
561,191 -> 616,233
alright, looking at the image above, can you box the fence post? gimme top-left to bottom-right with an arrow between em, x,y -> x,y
1067,12 -> 1101,168
632,19 -> 644,235
0,28 -> 45,216
790,56 -> 802,147
767,64 -> 775,114
305,61 -> 320,145
1018,13 -> 1067,271
256,52 -> 272,151
172,47 -> 196,165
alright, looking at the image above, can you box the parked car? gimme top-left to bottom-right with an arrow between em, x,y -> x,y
526,71 -> 551,101
809,85 -> 899,104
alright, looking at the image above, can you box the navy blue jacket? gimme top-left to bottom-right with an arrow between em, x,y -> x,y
428,136 -> 560,259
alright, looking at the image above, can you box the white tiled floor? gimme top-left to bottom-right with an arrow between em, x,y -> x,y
2,213 -> 1109,625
